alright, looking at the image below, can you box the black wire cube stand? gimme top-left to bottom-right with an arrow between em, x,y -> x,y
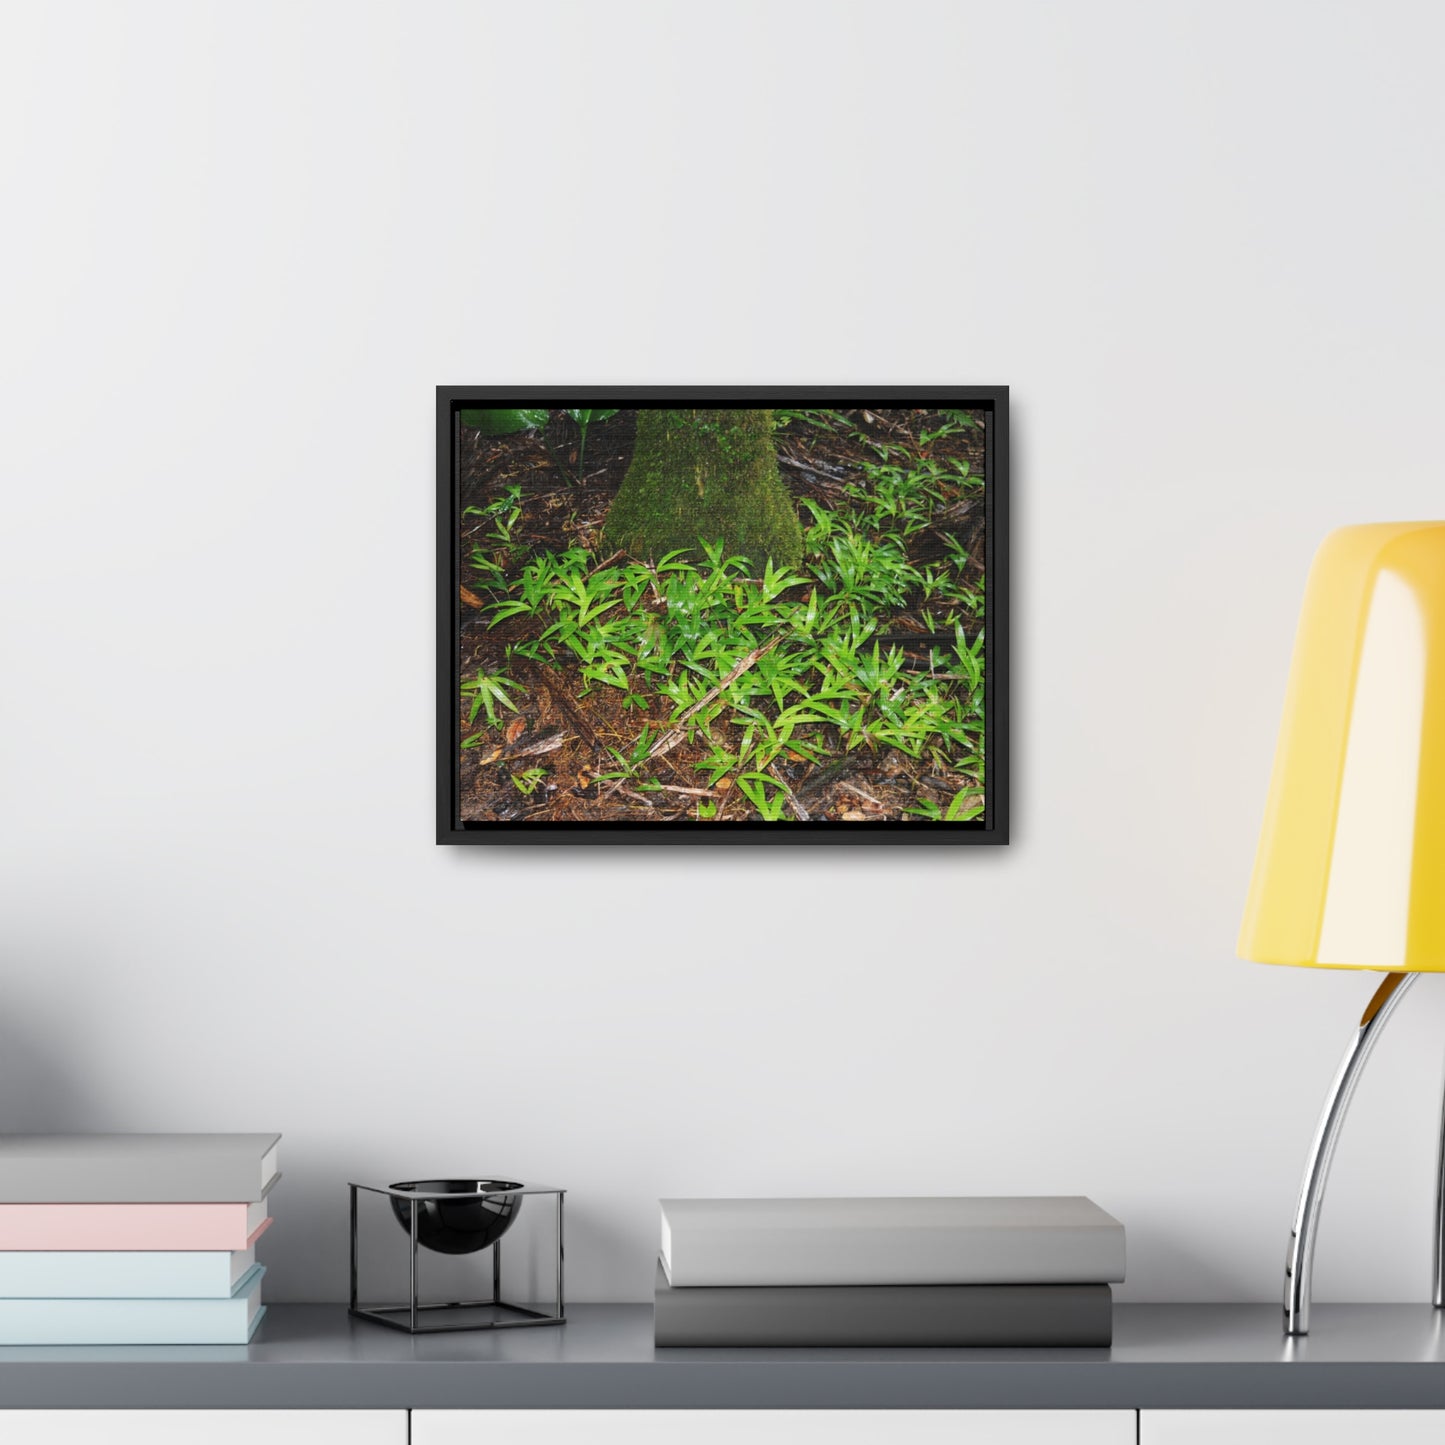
348,1180 -> 565,1334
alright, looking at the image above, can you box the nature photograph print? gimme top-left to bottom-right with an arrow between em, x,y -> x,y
447,398 -> 993,830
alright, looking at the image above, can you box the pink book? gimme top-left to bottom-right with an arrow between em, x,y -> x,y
0,1199 -> 271,1251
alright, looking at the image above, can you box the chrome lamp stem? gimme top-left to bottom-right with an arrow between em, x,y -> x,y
1435,1033 -> 1445,1310
1284,970 -> 1417,1335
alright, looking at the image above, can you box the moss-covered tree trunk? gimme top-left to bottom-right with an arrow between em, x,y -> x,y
603,409 -> 803,569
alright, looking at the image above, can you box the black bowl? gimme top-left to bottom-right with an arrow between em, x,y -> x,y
388,1179 -> 524,1255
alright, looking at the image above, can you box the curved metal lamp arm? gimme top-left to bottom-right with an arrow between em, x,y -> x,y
1435,1040 -> 1445,1309
1284,970 -> 1417,1335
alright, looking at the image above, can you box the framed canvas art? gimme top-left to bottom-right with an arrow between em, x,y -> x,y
437,387 -> 1008,844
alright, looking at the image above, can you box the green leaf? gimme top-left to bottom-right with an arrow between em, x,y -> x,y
459,408 -> 550,435
486,599 -> 534,624
946,790 -> 983,822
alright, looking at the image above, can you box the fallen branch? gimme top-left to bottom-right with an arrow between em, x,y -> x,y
646,637 -> 781,761
592,638 -> 785,808
586,548 -> 627,577
513,656 -> 600,751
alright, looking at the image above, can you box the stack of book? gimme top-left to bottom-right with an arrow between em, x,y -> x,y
655,1196 -> 1125,1347
0,1134 -> 280,1344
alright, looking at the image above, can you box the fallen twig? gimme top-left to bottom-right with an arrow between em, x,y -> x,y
593,637 -> 785,808
769,766 -> 810,822
465,729 -> 570,767
586,548 -> 627,577
937,495 -> 983,522
837,780 -> 886,811
646,637 -> 781,760
778,452 -> 848,482
505,730 -> 568,760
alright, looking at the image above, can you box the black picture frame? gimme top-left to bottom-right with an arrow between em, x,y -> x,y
437,386 -> 1009,845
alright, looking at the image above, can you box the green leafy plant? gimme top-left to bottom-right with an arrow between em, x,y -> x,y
906,788 -> 982,822
459,408 -> 550,435
565,407 -> 617,478
461,668 -> 520,730
774,407 -> 855,431
905,796 -> 944,820
735,772 -> 790,821
946,789 -> 983,821
511,767 -> 547,796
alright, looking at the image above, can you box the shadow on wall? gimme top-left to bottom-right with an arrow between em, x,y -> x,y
547,1199 -> 640,1303
1121,1214 -> 1268,1304
0,1009 -> 110,1132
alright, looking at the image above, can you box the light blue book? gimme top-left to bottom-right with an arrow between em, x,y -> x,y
0,1264 -> 264,1344
0,1246 -> 256,1298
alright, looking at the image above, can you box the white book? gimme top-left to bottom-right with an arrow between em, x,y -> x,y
659,1196 -> 1126,1287
0,1246 -> 255,1298
0,1134 -> 280,1203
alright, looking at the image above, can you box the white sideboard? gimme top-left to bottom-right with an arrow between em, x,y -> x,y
0,1412 -> 405,1444
1141,1411 -> 1445,1443
8,1412 -> 1445,1443
411,1410 -> 1135,1445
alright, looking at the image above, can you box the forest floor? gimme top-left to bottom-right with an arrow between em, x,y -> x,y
455,408 -> 987,825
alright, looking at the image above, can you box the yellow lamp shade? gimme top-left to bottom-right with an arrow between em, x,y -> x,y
1240,522 -> 1445,972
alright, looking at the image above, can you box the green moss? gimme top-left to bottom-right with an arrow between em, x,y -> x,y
603,409 -> 803,569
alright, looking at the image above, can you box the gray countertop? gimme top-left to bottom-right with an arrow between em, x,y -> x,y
3,1304 -> 1445,1410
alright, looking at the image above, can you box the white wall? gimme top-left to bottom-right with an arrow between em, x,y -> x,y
3,0 -> 1445,1305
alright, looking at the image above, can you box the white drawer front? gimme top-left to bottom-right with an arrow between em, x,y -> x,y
0,1411 -> 406,1445
413,1410 -> 1135,1445
1142,1410 -> 1445,1444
